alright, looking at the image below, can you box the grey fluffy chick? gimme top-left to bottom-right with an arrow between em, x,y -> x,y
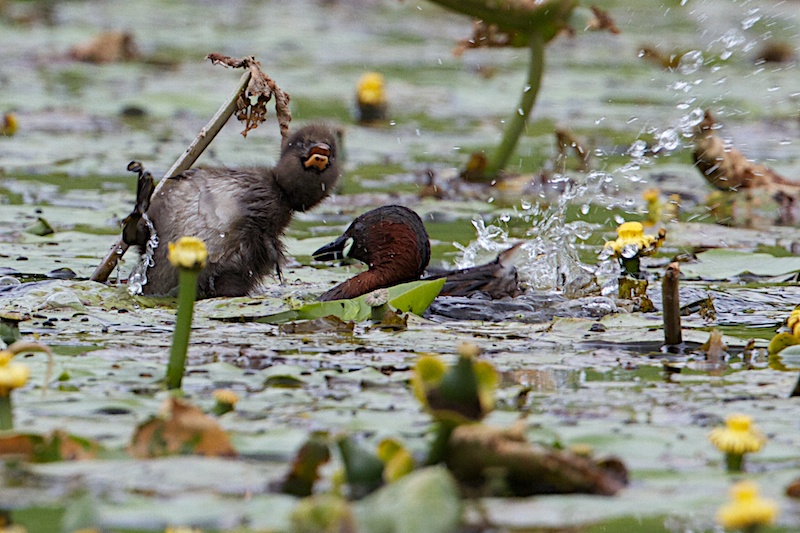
124,124 -> 340,297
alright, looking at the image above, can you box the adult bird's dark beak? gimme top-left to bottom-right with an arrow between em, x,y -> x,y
312,235 -> 353,262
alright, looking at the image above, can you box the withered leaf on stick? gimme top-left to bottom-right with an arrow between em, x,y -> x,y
206,53 -> 292,140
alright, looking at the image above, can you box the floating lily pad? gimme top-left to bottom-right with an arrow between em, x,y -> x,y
252,278 -> 446,324
681,249 -> 800,280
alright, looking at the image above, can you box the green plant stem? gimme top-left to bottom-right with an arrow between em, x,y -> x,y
725,452 -> 744,473
426,420 -> 458,465
0,394 -> 13,430
165,269 -> 199,390
486,31 -> 545,177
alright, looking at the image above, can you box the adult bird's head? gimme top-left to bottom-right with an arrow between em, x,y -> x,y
313,205 -> 431,301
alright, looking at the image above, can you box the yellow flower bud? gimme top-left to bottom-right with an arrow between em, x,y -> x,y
212,389 -> 239,406
716,481 -> 777,530
0,356 -> 30,396
357,72 -> 386,105
168,236 -> 208,270
709,414 -> 766,455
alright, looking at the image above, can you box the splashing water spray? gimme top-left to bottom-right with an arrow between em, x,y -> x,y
127,216 -> 159,296
454,2 -> 776,303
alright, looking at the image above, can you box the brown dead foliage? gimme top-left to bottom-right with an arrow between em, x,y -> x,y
70,31 -> 140,64
0,430 -> 99,462
206,53 -> 292,140
445,421 -> 627,496
128,397 -> 237,458
693,110 -> 800,193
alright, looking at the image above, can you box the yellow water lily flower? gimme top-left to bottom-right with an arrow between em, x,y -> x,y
2,112 -> 18,136
357,72 -> 386,106
709,413 -> 766,472
787,306 -> 800,337
602,221 -> 665,258
0,350 -> 30,396
716,480 -> 777,531
168,236 -> 208,270
212,389 -> 239,405
709,414 -> 766,455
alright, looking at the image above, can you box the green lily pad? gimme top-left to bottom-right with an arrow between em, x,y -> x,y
680,249 -> 800,280
253,278 -> 446,324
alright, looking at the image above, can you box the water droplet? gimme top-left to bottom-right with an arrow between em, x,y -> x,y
653,128 -> 680,153
499,213 -> 511,223
678,108 -> 705,132
621,243 -> 640,259
678,50 -> 704,75
580,204 -> 590,215
517,108 -> 525,116
741,9 -> 761,30
628,139 -> 648,158
521,200 -> 532,210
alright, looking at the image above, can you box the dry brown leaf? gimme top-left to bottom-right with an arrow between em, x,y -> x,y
0,430 -> 99,462
128,397 -> 237,458
446,422 -> 627,496
694,110 -> 800,193
206,53 -> 292,140
69,31 -> 140,64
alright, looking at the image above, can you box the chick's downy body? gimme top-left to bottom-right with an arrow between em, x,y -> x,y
127,124 -> 340,297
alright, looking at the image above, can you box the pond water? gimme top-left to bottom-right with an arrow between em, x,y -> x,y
2,0 -> 800,531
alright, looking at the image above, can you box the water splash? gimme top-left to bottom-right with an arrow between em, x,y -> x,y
127,215 -> 158,296
677,50 -> 704,75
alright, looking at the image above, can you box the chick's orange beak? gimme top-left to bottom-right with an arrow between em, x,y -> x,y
303,143 -> 331,171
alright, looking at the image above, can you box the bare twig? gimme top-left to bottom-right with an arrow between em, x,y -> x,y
89,70 -> 253,283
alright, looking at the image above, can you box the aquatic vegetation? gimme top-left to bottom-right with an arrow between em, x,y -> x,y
0,348 -> 30,431
356,72 -> 388,125
0,341 -> 49,431
425,0 -> 618,179
211,389 -> 239,416
165,236 -> 207,390
716,480 -> 777,532
600,221 -> 665,277
708,414 -> 766,472
128,397 -> 236,458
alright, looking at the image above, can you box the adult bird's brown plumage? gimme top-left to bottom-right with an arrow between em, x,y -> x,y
313,205 -> 521,301
124,124 -> 340,297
